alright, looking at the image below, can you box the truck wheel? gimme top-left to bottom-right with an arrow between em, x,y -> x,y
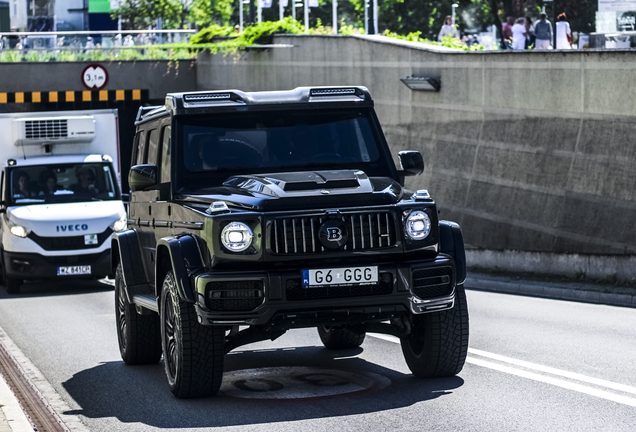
400,283 -> 469,378
318,324 -> 366,349
160,271 -> 224,398
5,277 -> 22,294
1,257 -> 21,294
115,264 -> 162,365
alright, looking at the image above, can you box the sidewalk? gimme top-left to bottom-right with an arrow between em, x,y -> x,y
0,372 -> 33,432
465,271 -> 636,308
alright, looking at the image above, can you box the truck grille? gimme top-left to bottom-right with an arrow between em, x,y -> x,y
272,211 -> 397,255
25,119 -> 68,139
205,281 -> 264,311
286,272 -> 393,300
28,228 -> 113,251
411,267 -> 453,299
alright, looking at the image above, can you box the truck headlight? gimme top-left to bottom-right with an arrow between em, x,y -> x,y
9,222 -> 29,238
221,222 -> 253,252
111,217 -> 127,232
405,211 -> 431,240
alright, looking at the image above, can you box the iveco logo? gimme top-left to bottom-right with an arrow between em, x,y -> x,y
326,228 -> 343,241
318,220 -> 348,250
56,224 -> 89,232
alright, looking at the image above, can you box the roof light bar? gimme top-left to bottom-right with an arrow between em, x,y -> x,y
184,93 -> 232,102
310,88 -> 358,97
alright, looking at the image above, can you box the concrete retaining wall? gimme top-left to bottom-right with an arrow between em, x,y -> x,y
198,35 -> 636,279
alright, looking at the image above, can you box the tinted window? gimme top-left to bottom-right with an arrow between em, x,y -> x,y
176,108 -> 392,190
147,128 -> 159,165
135,130 -> 147,165
159,126 -> 171,183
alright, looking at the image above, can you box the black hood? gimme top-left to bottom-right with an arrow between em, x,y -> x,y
176,170 -> 403,211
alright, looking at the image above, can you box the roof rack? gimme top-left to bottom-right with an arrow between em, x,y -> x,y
135,105 -> 164,123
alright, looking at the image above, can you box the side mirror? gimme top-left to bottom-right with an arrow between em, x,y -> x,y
397,151 -> 424,177
129,165 -> 158,192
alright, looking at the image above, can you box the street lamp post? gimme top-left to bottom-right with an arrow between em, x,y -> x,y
304,0 -> 309,33
332,0 -> 337,34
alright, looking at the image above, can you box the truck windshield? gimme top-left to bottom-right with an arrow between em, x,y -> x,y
177,108 -> 395,188
8,163 -> 120,205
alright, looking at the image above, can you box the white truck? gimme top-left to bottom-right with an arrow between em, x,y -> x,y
0,109 -> 127,293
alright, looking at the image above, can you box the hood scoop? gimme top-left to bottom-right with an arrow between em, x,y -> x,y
224,170 -> 373,197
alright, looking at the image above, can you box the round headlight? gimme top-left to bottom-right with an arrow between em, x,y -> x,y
221,222 -> 253,252
112,217 -> 127,232
405,211 -> 431,240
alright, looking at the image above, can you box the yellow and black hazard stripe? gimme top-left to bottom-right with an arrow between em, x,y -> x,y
0,90 -> 149,104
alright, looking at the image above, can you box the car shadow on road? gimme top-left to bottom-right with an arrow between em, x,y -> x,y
0,278 -> 113,298
62,345 -> 464,428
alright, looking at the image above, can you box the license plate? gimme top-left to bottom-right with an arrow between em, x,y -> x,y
57,265 -> 91,276
302,266 -> 378,287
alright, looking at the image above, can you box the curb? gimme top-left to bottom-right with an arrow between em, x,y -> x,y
465,276 -> 636,309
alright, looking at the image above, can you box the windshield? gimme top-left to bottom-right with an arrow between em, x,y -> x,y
177,108 -> 395,190
8,162 -> 120,206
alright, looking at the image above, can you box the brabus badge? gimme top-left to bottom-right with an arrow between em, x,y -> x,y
326,227 -> 343,241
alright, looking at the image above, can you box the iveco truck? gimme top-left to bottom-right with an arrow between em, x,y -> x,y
0,109 -> 126,293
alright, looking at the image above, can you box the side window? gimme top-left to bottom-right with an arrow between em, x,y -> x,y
135,130 -> 147,165
131,133 -> 140,166
147,128 -> 159,165
159,126 -> 171,183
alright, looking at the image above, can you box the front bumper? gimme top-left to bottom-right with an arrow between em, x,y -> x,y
2,250 -> 111,280
193,254 -> 457,328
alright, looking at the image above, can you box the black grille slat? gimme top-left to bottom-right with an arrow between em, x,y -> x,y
286,273 -> 393,300
205,281 -> 264,311
272,211 -> 397,255
27,228 -> 113,251
412,267 -> 454,299
25,120 -> 68,139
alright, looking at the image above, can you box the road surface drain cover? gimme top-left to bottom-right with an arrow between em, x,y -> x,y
220,367 -> 391,399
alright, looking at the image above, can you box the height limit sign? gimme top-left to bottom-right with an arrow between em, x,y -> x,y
81,64 -> 109,90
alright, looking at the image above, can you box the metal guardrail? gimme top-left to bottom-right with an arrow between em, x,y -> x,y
0,30 -> 197,52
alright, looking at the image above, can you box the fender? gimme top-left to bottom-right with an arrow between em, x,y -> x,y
111,230 -> 151,302
156,235 -> 204,304
439,221 -> 466,285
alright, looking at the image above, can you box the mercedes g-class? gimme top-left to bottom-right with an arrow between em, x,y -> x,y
112,86 -> 469,398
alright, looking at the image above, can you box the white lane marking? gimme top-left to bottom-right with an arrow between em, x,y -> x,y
367,334 -> 636,407
466,357 -> 636,408
468,348 -> 636,396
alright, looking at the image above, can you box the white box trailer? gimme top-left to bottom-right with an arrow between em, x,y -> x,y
0,109 -> 126,293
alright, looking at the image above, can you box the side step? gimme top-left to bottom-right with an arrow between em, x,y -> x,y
133,294 -> 159,313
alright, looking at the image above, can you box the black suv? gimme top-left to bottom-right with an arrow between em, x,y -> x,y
112,86 -> 469,398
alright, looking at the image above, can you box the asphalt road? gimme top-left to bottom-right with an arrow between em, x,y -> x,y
0,279 -> 635,431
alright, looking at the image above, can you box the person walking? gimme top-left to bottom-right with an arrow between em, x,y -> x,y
502,16 -> 514,48
534,13 -> 553,50
555,13 -> 572,49
525,15 -> 535,49
511,17 -> 527,50
438,15 -> 458,41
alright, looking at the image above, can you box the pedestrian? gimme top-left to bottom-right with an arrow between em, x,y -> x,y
502,16 -> 514,48
525,15 -> 535,49
438,15 -> 458,41
534,13 -> 553,50
556,13 -> 572,49
511,17 -> 527,50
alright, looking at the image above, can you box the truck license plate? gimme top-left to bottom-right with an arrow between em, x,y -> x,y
302,266 -> 378,287
57,266 -> 91,276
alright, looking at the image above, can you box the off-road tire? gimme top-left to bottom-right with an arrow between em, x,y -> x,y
318,324 -> 366,349
115,264 -> 162,364
160,271 -> 224,399
400,283 -> 469,377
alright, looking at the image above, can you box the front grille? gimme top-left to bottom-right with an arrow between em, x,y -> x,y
28,228 -> 113,251
412,267 -> 453,299
25,119 -> 68,139
41,251 -> 107,265
286,272 -> 393,300
205,280 -> 264,311
272,211 -> 397,255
